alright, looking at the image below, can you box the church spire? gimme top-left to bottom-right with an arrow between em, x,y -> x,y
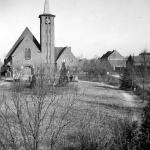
44,0 -> 50,14
39,0 -> 55,66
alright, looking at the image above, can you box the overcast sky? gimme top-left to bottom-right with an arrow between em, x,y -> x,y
0,0 -> 150,61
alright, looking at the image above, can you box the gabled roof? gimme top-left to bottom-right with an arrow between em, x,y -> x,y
55,47 -> 67,61
6,27 -> 40,61
101,50 -> 126,67
5,26 -> 71,64
101,50 -> 114,59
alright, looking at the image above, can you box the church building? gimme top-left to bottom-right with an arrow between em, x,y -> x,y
2,0 -> 77,79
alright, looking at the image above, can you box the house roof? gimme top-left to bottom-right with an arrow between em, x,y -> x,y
5,27 -> 40,61
101,50 -> 114,59
140,52 -> 150,56
101,50 -> 126,67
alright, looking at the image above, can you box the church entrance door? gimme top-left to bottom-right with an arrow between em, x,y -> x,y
22,66 -> 33,81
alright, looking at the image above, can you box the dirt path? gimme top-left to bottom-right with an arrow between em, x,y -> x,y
121,92 -> 137,107
76,80 -> 145,122
78,80 -> 145,107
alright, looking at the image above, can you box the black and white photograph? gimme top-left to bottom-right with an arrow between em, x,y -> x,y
0,0 -> 150,149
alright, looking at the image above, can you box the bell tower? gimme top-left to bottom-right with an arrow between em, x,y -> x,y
39,0 -> 55,66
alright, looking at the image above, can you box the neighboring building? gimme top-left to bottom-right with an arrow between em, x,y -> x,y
125,52 -> 150,76
0,59 -> 2,67
2,0 -> 77,78
55,47 -> 78,71
0,59 -> 3,74
124,52 -> 150,82
133,52 -> 150,67
100,50 -> 126,72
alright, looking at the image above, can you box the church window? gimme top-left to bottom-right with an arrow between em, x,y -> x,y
25,48 -> 31,60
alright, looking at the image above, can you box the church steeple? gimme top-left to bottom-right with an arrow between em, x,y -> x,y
39,0 -> 55,67
44,0 -> 50,14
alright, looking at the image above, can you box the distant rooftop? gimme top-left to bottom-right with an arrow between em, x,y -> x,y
101,50 -> 114,59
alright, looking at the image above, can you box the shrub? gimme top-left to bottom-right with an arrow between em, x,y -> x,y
59,62 -> 69,86
137,102 -> 150,150
0,74 -> 77,150
106,76 -> 120,86
109,117 -> 139,150
120,55 -> 134,89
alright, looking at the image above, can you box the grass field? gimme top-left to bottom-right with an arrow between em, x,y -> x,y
0,80 -> 145,150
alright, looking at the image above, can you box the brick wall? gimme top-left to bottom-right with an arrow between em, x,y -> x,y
12,36 -> 42,77
56,47 -> 78,70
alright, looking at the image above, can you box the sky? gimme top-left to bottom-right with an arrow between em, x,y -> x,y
0,0 -> 150,61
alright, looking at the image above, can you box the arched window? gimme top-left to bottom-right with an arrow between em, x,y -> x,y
25,48 -> 31,60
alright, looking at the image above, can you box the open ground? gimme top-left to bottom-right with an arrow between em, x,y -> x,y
0,79 -> 146,149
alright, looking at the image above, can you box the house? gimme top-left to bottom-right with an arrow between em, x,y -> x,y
126,52 -> 150,68
133,52 -> 150,67
100,50 -> 126,72
2,0 -> 77,78
125,52 -> 150,76
0,59 -> 2,67
0,59 -> 3,74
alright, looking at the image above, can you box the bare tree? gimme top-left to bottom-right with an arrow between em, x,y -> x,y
0,67 -> 77,150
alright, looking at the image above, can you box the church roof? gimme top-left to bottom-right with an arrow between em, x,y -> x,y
55,47 -> 67,61
5,27 -> 69,64
6,27 -> 40,61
